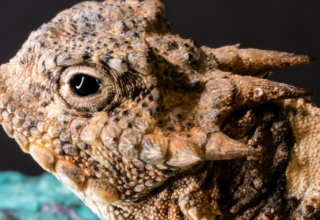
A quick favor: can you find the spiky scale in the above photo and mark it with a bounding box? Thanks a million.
[203,44,315,77]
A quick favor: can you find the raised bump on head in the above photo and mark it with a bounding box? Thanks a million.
[167,137,204,167]
[56,160,86,191]
[14,131,30,153]
[29,143,55,172]
[140,133,168,165]
[85,178,119,204]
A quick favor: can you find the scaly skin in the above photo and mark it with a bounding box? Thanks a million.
[0,0,318,219]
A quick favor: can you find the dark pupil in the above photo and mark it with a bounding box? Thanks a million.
[70,74,101,97]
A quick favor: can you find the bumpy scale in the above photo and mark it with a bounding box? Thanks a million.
[0,0,316,219]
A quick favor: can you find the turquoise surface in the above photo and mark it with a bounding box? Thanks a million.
[0,172,99,220]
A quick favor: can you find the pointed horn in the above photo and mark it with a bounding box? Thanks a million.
[205,132,258,160]
[204,44,315,77]
[230,75,313,109]
[167,137,204,167]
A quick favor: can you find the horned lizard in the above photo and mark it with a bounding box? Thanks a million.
[0,0,319,219]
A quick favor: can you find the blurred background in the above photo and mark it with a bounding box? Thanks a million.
[0,0,319,176]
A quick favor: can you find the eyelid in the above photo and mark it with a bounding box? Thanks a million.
[61,67,104,85]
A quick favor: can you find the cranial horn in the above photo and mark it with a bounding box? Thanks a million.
[200,75,312,117]
[205,132,258,160]
[230,75,313,110]
[203,44,315,77]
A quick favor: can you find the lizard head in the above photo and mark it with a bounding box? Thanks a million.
[0,0,315,219]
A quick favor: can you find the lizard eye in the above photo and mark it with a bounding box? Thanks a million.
[70,74,101,97]
[59,65,116,111]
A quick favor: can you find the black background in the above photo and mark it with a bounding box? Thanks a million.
[0,0,319,175]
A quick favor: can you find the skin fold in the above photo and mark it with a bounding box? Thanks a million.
[0,0,318,219]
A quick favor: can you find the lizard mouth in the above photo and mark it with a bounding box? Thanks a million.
[27,143,120,205]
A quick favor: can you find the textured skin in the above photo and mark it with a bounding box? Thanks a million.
[0,0,317,219]
[285,99,320,219]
